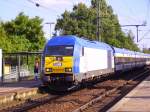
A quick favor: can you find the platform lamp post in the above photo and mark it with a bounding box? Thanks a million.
[45,22,55,38]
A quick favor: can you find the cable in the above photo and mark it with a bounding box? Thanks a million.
[107,0,134,24]
[123,0,141,23]
[27,0,59,14]
[138,29,150,42]
[2,0,31,10]
[3,0,60,19]
[145,0,150,23]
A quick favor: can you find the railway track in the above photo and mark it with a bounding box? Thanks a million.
[0,94,57,112]
[1,67,150,112]
[74,68,150,112]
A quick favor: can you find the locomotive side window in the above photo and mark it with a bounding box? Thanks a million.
[46,45,74,56]
[82,47,84,56]
[79,47,84,56]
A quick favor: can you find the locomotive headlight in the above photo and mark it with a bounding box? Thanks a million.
[46,68,49,72]
[45,68,52,72]
[65,68,72,72]
[68,68,72,72]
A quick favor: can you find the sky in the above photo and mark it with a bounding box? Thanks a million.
[0,0,150,49]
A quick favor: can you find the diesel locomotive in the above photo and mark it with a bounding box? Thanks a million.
[41,35,150,90]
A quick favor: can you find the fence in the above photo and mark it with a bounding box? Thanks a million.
[3,66,31,82]
[1,52,43,83]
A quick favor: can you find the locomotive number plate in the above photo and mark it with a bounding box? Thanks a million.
[53,62,62,66]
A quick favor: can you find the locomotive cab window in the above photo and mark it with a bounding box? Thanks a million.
[46,45,74,56]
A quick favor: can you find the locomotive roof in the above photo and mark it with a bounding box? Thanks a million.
[46,35,113,51]
[46,35,150,57]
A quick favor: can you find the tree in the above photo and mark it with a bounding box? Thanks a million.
[8,35,31,52]
[55,0,139,51]
[2,12,46,52]
[0,23,11,52]
[55,3,96,40]
[143,48,150,54]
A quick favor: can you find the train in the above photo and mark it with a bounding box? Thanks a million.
[41,35,150,90]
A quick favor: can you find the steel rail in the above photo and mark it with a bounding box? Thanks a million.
[72,68,150,112]
[1,94,60,112]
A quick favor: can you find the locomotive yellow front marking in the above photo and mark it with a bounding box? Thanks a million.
[53,69,64,73]
[45,56,73,74]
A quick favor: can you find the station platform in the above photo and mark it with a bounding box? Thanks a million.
[0,79,42,104]
[108,75,150,112]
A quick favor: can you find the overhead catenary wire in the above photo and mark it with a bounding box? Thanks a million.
[2,0,58,39]
[123,0,141,23]
[145,0,150,23]
[2,0,51,19]
[106,0,137,25]
[138,29,150,42]
[2,0,59,18]
[3,0,33,10]
[26,0,59,15]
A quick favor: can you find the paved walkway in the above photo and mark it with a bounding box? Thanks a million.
[0,80,41,94]
[108,75,150,112]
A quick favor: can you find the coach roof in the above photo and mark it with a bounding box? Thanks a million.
[113,47,136,55]
[46,35,113,51]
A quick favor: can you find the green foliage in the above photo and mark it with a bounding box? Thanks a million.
[8,35,31,52]
[55,0,139,51]
[1,12,46,52]
[143,49,150,54]
[0,24,11,52]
